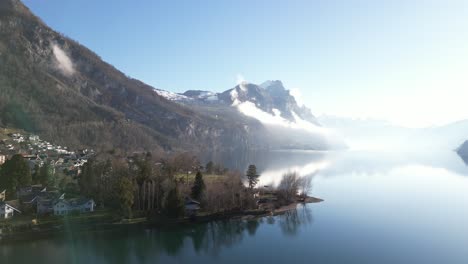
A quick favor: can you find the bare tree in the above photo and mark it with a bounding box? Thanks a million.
[277,171,300,203]
[298,175,314,198]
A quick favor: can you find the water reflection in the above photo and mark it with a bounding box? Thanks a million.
[278,205,314,236]
[1,206,315,263]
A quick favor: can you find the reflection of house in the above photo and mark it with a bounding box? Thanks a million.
[0,200,21,219]
[184,197,201,216]
[53,198,95,216]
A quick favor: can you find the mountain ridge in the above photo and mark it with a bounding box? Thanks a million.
[0,0,267,154]
[0,0,341,156]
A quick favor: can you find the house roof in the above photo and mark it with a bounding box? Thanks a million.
[0,200,21,213]
[55,197,94,207]
[185,197,201,205]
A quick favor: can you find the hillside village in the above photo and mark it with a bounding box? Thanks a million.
[0,129,95,219]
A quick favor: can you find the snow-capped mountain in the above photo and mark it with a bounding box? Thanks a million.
[157,80,319,125]
[154,89,191,101]
[153,80,346,150]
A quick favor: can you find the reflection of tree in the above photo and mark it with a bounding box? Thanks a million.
[246,219,261,236]
[278,205,314,237]
[266,216,276,225]
[191,223,208,253]
[1,207,315,262]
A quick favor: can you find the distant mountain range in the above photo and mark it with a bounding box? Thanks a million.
[457,140,468,164]
[0,0,342,155]
[154,80,319,128]
[319,115,468,154]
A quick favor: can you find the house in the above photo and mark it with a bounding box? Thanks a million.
[0,155,6,165]
[17,185,47,199]
[17,185,47,212]
[0,200,21,219]
[37,192,65,215]
[184,197,201,216]
[0,190,5,202]
[53,198,95,216]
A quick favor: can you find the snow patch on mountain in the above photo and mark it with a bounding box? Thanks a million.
[230,89,241,106]
[154,89,191,101]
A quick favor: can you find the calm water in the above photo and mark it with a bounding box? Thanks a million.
[2,149,468,263]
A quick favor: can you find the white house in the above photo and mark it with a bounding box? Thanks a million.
[37,192,65,215]
[53,198,95,216]
[184,197,201,216]
[0,190,5,202]
[0,201,21,219]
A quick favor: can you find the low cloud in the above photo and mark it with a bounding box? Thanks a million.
[236,73,247,85]
[52,44,75,76]
[290,88,304,107]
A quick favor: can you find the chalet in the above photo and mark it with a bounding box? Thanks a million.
[37,192,65,215]
[184,197,201,216]
[0,200,21,219]
[17,185,47,212]
[53,198,95,216]
[0,190,5,202]
[17,185,47,199]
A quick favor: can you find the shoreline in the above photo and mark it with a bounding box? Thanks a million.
[0,196,323,244]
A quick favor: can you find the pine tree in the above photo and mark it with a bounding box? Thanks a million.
[0,154,31,195]
[246,164,259,190]
[39,163,55,186]
[205,161,214,174]
[164,183,184,218]
[191,171,205,200]
[32,163,40,184]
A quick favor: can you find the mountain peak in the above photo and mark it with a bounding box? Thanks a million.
[260,80,284,89]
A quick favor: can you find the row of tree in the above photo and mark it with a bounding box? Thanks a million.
[77,153,264,218]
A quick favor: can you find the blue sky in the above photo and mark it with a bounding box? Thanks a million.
[23,0,468,127]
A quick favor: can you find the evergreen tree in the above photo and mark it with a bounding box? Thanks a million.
[246,164,259,190]
[39,163,55,186]
[191,171,205,200]
[164,183,184,218]
[32,163,40,184]
[79,159,99,197]
[205,161,214,174]
[0,154,31,195]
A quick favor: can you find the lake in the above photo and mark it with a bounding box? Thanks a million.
[2,149,468,263]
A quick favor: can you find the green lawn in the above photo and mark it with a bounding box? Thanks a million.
[175,173,227,183]
[0,209,116,228]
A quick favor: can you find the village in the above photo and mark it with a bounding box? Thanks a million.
[0,129,96,220]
